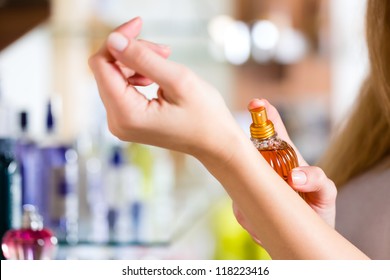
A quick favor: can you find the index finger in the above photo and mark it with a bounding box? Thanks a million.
[96,17,143,61]
[89,17,144,102]
[106,31,194,99]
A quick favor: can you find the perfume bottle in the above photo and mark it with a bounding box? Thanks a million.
[0,105,22,259]
[249,107,299,182]
[37,100,79,244]
[15,111,39,208]
[0,138,20,260]
[105,145,136,243]
[1,205,57,260]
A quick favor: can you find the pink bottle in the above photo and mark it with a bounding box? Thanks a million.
[1,205,58,260]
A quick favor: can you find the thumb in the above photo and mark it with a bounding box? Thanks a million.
[288,166,337,202]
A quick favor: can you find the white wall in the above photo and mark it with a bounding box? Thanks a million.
[329,0,368,126]
[0,25,52,137]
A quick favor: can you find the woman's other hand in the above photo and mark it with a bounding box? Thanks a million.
[233,99,337,244]
[288,166,337,227]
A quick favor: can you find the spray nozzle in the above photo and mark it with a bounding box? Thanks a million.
[249,107,275,139]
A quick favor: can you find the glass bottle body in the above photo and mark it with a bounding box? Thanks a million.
[1,205,57,260]
[251,134,299,182]
[1,227,57,260]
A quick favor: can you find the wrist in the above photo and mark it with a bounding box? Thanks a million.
[191,124,251,169]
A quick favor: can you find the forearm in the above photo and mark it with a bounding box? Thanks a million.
[197,131,368,260]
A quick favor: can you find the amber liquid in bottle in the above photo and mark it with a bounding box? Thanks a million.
[254,138,299,181]
[249,107,300,184]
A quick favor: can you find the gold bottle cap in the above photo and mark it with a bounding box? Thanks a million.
[249,107,275,139]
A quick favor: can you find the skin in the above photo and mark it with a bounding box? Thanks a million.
[89,17,368,259]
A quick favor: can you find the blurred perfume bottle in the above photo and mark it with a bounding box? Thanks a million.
[0,87,22,259]
[105,145,137,243]
[15,111,40,208]
[126,144,174,243]
[0,138,22,260]
[1,205,57,260]
[148,147,175,243]
[76,131,108,243]
[125,143,154,243]
[37,101,78,244]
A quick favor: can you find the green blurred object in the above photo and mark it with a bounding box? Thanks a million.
[126,143,154,199]
[212,197,271,260]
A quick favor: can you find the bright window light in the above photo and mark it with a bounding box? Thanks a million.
[224,21,251,65]
[252,20,280,51]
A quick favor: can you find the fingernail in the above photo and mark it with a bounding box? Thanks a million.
[292,170,307,185]
[107,32,128,52]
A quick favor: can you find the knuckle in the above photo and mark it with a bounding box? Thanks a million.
[311,166,327,182]
[132,44,151,68]
[309,166,337,198]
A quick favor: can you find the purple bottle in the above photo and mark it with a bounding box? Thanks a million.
[15,111,39,208]
[37,101,78,244]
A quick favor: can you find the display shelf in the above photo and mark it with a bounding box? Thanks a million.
[54,155,225,260]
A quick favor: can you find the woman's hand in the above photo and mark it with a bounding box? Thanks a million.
[288,166,337,227]
[249,98,337,224]
[233,99,337,244]
[88,17,244,163]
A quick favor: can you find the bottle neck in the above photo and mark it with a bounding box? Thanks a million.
[22,205,43,231]
[251,132,278,142]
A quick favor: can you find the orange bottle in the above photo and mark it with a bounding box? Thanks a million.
[249,107,299,182]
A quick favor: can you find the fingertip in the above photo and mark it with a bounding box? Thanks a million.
[115,16,143,39]
[133,16,142,24]
[125,16,142,27]
[131,16,143,30]
[247,98,267,110]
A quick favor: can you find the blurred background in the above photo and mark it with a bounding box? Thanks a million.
[0,0,368,259]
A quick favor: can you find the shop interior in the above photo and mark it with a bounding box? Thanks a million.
[0,0,368,259]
